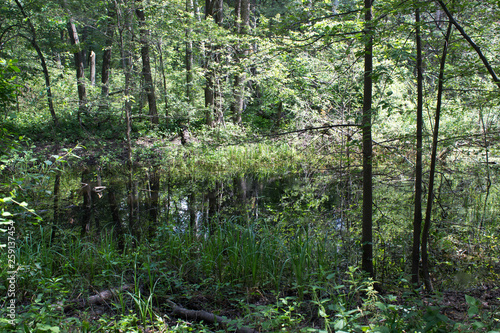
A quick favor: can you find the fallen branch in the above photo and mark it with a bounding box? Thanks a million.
[64,284,132,313]
[87,284,132,305]
[169,301,258,333]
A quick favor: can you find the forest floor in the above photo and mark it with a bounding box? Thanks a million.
[59,282,500,331]
[437,284,500,322]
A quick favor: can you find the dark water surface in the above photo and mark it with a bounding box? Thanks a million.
[44,166,354,240]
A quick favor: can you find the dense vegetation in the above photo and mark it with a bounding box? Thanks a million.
[1,0,500,331]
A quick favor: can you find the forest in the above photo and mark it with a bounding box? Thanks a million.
[0,0,499,331]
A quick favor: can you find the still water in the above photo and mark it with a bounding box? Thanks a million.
[43,166,357,240]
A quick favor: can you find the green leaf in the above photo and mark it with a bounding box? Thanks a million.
[465,294,480,307]
[334,319,345,330]
[465,294,480,317]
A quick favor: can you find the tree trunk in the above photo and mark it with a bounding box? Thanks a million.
[411,4,423,287]
[232,0,250,125]
[186,0,194,105]
[89,50,96,86]
[116,0,133,171]
[101,3,115,100]
[116,0,135,236]
[204,0,223,127]
[13,0,59,127]
[421,22,453,293]
[361,0,374,279]
[136,0,159,125]
[67,18,88,126]
[157,41,169,125]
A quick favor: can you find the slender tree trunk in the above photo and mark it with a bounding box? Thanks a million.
[232,0,250,125]
[116,0,134,234]
[186,0,194,105]
[478,107,491,231]
[101,2,116,101]
[361,0,374,279]
[157,41,169,124]
[13,0,58,127]
[67,18,88,126]
[204,0,223,126]
[116,0,133,168]
[421,22,453,292]
[411,4,424,286]
[135,0,159,125]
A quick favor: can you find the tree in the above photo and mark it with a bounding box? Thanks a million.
[100,1,116,101]
[13,0,59,127]
[435,0,500,91]
[421,21,453,292]
[204,0,224,126]
[136,0,159,125]
[411,1,423,286]
[231,0,250,125]
[115,0,133,168]
[361,0,374,279]
[186,0,195,105]
[66,15,88,126]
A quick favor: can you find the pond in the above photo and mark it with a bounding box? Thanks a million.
[14,157,500,291]
[43,165,358,244]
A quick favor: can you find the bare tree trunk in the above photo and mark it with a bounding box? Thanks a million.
[361,0,374,279]
[67,18,88,126]
[411,3,423,287]
[13,0,58,127]
[89,50,96,86]
[135,0,159,125]
[421,22,453,293]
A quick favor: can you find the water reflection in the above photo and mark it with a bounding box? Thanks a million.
[50,167,346,242]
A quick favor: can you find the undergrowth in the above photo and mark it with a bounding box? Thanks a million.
[0,219,499,332]
[1,129,499,332]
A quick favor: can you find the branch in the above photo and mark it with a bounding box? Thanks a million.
[63,284,132,313]
[435,0,500,90]
[168,301,258,333]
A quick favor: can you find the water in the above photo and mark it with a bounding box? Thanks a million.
[44,166,350,239]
